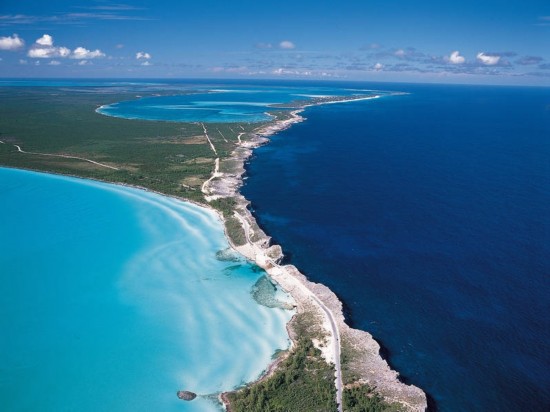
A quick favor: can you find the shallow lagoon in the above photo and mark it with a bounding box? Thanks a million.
[96,86,376,123]
[0,167,293,411]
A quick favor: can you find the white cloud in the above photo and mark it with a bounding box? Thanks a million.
[373,62,383,71]
[271,67,313,76]
[28,46,70,58]
[447,51,465,64]
[394,49,406,57]
[141,61,151,66]
[279,40,295,49]
[19,59,27,65]
[116,43,124,49]
[28,34,105,60]
[136,51,151,59]
[36,34,53,46]
[71,46,105,59]
[78,60,88,65]
[477,52,500,65]
[48,60,61,65]
[0,34,25,50]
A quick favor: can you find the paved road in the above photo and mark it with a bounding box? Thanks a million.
[234,212,343,411]
[311,293,343,412]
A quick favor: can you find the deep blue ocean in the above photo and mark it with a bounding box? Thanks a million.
[242,83,550,411]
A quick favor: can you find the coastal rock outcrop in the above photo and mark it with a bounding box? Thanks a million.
[176,390,197,401]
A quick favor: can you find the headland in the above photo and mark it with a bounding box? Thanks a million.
[202,96,427,411]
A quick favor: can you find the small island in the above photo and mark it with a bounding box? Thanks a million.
[177,390,197,401]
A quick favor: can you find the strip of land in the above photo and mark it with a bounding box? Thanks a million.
[203,97,428,411]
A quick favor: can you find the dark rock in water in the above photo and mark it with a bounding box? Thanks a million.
[177,391,197,401]
[251,275,294,310]
[215,248,241,262]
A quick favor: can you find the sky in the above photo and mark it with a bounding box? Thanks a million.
[0,0,549,85]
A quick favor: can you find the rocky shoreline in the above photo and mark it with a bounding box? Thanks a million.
[205,97,427,411]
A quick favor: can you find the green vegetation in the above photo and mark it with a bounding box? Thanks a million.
[340,336,403,411]
[209,196,238,217]
[343,386,403,412]
[290,307,327,342]
[0,86,261,204]
[227,338,337,412]
[224,216,247,246]
[341,336,362,385]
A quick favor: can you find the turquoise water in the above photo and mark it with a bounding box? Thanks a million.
[96,85,378,123]
[0,167,293,411]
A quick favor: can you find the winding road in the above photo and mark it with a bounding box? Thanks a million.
[311,293,343,411]
[233,211,343,412]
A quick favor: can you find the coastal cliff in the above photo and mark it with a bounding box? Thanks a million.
[205,103,427,411]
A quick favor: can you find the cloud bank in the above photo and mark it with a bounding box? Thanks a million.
[72,47,105,59]
[27,34,105,60]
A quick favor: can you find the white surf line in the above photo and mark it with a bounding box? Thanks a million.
[237,132,244,145]
[201,157,221,197]
[216,128,229,143]
[0,140,5,144]
[239,125,245,131]
[233,211,343,412]
[12,144,119,170]
[200,123,218,156]
[312,95,380,106]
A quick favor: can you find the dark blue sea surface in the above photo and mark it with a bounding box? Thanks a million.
[242,83,550,411]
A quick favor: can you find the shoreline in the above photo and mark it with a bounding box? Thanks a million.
[2,92,426,411]
[205,96,427,411]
